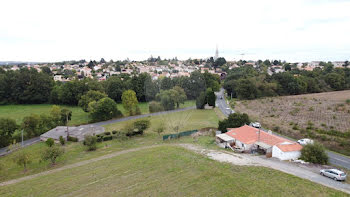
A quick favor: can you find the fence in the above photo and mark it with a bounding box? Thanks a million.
[162,130,198,140]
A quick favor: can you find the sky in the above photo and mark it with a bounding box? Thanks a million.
[0,0,350,62]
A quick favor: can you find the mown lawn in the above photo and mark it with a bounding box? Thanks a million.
[0,100,195,126]
[0,104,89,126]
[0,109,218,182]
[104,108,219,133]
[0,146,347,197]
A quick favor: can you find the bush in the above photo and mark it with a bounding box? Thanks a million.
[96,135,103,142]
[112,130,117,134]
[113,131,128,140]
[103,136,112,141]
[300,142,328,164]
[133,119,150,132]
[149,101,164,113]
[42,145,64,165]
[83,135,97,151]
[67,136,78,142]
[154,124,165,136]
[45,138,55,147]
[135,106,141,115]
[59,136,65,145]
[104,131,111,135]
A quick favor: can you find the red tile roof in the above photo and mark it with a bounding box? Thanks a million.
[226,125,294,146]
[276,143,303,152]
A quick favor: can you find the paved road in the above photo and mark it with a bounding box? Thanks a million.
[215,89,350,170]
[215,88,232,117]
[0,137,40,157]
[0,106,195,157]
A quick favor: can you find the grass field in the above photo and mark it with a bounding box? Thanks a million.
[0,109,219,182]
[234,90,350,156]
[0,146,347,197]
[0,100,195,126]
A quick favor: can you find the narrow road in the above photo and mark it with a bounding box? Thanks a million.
[0,106,195,157]
[215,88,350,170]
[215,88,232,117]
[0,137,40,157]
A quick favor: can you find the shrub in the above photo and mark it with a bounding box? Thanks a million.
[42,145,64,165]
[67,136,78,142]
[292,124,299,130]
[300,142,328,164]
[112,130,117,134]
[135,106,141,115]
[104,131,111,135]
[149,101,164,113]
[96,135,103,142]
[84,135,97,151]
[133,119,150,132]
[154,124,165,136]
[346,99,350,105]
[113,131,128,140]
[59,136,65,145]
[45,138,55,147]
[103,136,112,141]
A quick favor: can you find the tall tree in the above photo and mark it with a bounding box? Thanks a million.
[121,90,139,115]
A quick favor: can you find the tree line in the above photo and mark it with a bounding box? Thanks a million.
[224,62,350,100]
[0,67,220,105]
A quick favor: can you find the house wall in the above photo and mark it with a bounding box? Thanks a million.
[235,140,253,152]
[272,146,301,160]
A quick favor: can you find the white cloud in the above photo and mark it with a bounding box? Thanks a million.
[0,0,349,62]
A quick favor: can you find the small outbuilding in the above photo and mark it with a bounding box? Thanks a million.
[216,133,234,148]
[272,142,303,160]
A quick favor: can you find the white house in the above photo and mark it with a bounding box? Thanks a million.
[272,142,302,160]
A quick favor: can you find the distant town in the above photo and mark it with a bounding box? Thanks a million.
[0,57,349,82]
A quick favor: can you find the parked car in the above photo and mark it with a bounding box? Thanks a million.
[320,169,347,181]
[251,122,261,128]
[297,138,314,145]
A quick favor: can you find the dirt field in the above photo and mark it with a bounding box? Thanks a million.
[235,90,350,155]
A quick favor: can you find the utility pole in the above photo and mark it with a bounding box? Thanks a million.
[66,111,69,139]
[21,129,24,147]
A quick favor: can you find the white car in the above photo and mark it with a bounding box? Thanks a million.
[251,122,261,128]
[320,169,347,181]
[297,138,314,145]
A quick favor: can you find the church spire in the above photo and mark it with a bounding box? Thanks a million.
[214,45,219,61]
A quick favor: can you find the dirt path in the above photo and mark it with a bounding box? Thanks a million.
[1,143,350,194]
[0,145,163,187]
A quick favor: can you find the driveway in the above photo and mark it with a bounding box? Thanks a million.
[181,144,350,194]
[215,89,350,170]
